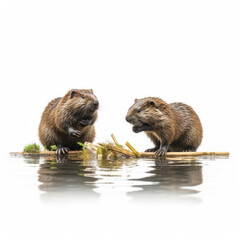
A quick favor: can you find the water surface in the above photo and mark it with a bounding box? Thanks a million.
[3,153,237,237]
[7,153,230,204]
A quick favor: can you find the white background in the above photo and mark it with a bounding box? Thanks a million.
[1,0,240,239]
[1,0,237,153]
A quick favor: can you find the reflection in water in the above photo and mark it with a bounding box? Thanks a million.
[128,159,202,202]
[16,154,229,202]
[37,155,99,201]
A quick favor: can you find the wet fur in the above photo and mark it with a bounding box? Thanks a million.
[39,89,98,153]
[126,97,203,156]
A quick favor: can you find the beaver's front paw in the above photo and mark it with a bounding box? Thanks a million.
[56,147,70,155]
[69,128,81,138]
[78,117,93,126]
[155,146,168,157]
[155,149,166,157]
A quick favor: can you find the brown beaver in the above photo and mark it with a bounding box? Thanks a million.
[125,97,203,157]
[39,89,99,155]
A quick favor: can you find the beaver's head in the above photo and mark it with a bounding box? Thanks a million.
[125,97,168,133]
[63,89,99,126]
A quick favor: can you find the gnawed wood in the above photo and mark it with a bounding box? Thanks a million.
[125,141,141,157]
[98,143,135,157]
[111,134,119,145]
[140,151,230,157]
[10,150,230,158]
[10,150,83,157]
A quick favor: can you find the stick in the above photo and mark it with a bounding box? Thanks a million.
[125,142,141,157]
[10,150,229,158]
[140,151,230,157]
[10,151,83,157]
[111,133,119,145]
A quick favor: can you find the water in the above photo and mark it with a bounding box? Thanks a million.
[4,154,232,202]
[36,156,204,201]
[1,153,237,238]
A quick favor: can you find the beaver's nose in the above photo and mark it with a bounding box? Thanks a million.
[125,115,132,123]
[93,100,99,108]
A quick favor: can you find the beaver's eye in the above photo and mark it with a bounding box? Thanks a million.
[82,96,85,99]
[137,109,141,113]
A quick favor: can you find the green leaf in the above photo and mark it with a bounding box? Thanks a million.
[77,142,86,153]
[50,145,57,151]
[23,143,40,153]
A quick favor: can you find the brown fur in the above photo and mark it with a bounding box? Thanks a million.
[126,97,203,157]
[39,89,99,154]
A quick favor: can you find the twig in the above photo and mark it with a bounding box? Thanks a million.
[9,150,230,159]
[10,151,83,157]
[140,151,230,157]
[125,142,141,157]
[98,143,135,157]
[111,133,119,145]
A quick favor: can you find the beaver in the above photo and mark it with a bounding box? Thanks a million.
[39,89,99,155]
[125,97,203,157]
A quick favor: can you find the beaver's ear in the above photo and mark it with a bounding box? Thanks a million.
[149,100,155,106]
[70,90,76,99]
[134,98,138,103]
[89,89,94,93]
